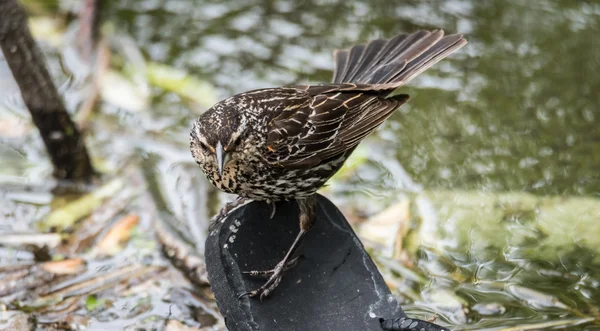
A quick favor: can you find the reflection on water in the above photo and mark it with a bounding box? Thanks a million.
[1,0,599,329]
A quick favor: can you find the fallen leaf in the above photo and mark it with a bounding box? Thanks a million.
[95,214,140,256]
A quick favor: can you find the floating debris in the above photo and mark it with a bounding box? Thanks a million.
[41,179,124,231]
[0,259,85,298]
[506,284,569,310]
[59,193,131,255]
[39,259,86,275]
[155,216,210,287]
[93,214,140,256]
[0,233,62,249]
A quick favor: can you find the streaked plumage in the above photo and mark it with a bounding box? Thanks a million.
[190,29,467,299]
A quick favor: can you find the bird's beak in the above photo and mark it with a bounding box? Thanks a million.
[216,141,225,177]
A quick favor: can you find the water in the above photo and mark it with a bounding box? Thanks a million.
[110,0,600,194]
[1,0,599,329]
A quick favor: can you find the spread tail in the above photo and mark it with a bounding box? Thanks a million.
[332,30,467,90]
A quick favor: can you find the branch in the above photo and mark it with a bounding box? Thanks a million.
[0,0,95,182]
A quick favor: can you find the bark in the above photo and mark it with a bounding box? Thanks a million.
[0,0,95,182]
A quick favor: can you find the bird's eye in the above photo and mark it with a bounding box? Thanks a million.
[230,135,243,150]
[199,142,209,152]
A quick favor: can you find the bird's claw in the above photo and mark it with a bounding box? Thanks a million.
[239,256,299,300]
[240,275,282,301]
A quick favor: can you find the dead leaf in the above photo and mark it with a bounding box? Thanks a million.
[95,214,139,256]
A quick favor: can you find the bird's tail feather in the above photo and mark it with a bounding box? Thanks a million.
[332,30,467,90]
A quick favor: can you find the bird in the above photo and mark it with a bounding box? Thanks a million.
[190,29,467,300]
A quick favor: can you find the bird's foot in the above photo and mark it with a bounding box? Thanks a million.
[239,197,315,301]
[243,256,300,278]
[238,256,300,301]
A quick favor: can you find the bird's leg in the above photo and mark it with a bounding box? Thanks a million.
[240,195,316,301]
[209,196,247,231]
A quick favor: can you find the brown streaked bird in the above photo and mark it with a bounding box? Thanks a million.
[190,29,467,300]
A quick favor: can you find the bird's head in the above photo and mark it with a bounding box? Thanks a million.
[190,104,247,178]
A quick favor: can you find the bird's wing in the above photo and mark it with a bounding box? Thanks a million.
[264,84,409,168]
